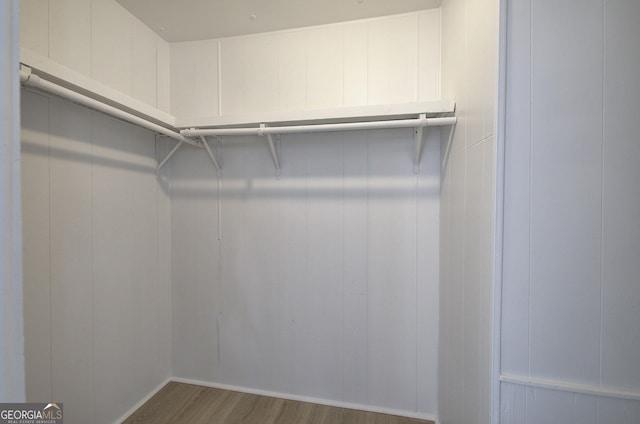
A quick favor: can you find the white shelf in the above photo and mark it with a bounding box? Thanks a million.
[175,100,455,129]
[19,49,456,174]
[179,105,456,175]
[20,48,175,129]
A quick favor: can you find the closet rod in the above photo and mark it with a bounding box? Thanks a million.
[181,116,457,138]
[19,68,198,148]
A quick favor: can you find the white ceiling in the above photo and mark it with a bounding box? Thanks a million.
[115,0,442,42]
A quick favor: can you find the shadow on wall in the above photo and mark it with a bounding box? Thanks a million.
[21,116,442,201]
[169,181,438,201]
[168,129,442,200]
[21,141,156,175]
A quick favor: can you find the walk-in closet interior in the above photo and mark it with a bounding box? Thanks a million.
[3,0,639,423]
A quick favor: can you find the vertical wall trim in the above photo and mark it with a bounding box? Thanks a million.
[341,134,346,402]
[89,0,93,82]
[526,0,533,381]
[414,172,419,412]
[365,131,370,403]
[47,97,53,399]
[492,0,508,422]
[89,111,97,424]
[46,0,51,57]
[217,41,222,116]
[597,0,606,393]
[416,16,421,103]
[438,9,442,100]
[154,40,158,109]
[0,0,25,403]
[365,25,369,106]
[129,12,134,96]
[217,171,222,240]
[341,27,345,106]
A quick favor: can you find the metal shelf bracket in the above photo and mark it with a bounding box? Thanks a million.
[200,135,221,173]
[157,138,184,171]
[260,124,281,175]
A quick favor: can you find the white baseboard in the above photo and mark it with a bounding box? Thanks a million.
[114,377,172,424]
[171,377,439,423]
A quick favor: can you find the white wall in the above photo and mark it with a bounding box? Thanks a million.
[168,128,441,419]
[0,0,25,403]
[19,0,170,113]
[170,10,441,120]
[19,3,446,421]
[21,90,172,424]
[438,0,499,422]
[501,0,640,422]
[19,1,174,420]
[166,11,444,419]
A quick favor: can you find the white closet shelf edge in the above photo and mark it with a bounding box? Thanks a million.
[19,48,456,174]
[175,100,456,130]
[20,48,456,139]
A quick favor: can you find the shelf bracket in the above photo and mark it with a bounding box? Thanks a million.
[414,114,427,174]
[156,138,184,171]
[260,124,281,175]
[200,135,221,173]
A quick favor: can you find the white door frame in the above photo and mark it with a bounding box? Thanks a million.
[0,0,25,403]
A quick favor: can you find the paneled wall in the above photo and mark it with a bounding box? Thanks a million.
[0,0,24,403]
[438,0,498,422]
[20,3,447,421]
[21,90,172,424]
[19,0,170,112]
[501,0,640,422]
[169,128,441,419]
[170,10,441,120]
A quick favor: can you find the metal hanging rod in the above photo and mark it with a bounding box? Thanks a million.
[181,115,456,174]
[181,116,456,138]
[19,65,456,174]
[19,66,199,150]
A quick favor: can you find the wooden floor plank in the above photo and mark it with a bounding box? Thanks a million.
[173,387,232,423]
[274,399,314,423]
[308,403,344,424]
[341,408,376,424]
[242,395,286,424]
[123,382,435,424]
[220,391,261,423]
[124,382,204,424]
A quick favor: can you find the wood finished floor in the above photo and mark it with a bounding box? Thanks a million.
[123,382,435,424]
